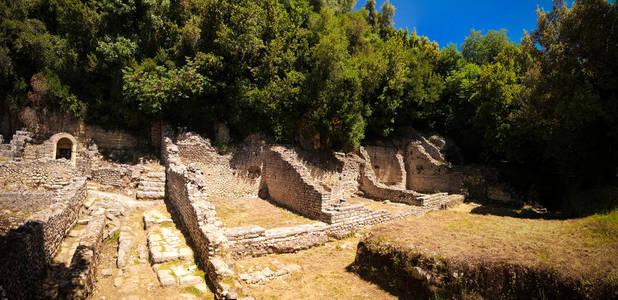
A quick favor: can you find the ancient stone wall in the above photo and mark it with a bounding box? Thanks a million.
[404,138,462,193]
[0,159,77,191]
[176,132,263,198]
[358,148,422,205]
[403,134,517,202]
[163,136,244,298]
[365,146,406,188]
[60,214,106,300]
[0,130,33,160]
[298,151,363,202]
[0,177,87,299]
[260,147,332,220]
[30,112,147,150]
[90,167,132,188]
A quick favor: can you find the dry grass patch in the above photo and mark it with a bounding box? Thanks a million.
[346,196,411,212]
[209,196,313,229]
[235,237,396,300]
[372,203,618,283]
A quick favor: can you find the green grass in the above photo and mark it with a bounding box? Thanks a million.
[106,231,120,244]
[182,286,213,299]
[584,209,618,244]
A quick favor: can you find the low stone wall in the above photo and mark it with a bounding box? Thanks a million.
[0,159,77,191]
[90,167,131,188]
[60,215,106,300]
[0,177,87,299]
[260,147,332,220]
[225,223,330,257]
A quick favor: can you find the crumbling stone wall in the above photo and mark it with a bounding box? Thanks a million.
[0,159,77,191]
[298,150,363,202]
[260,147,332,220]
[403,133,517,202]
[163,135,244,299]
[176,132,263,197]
[0,177,87,299]
[365,145,406,188]
[27,111,147,150]
[404,137,463,193]
[0,130,33,160]
[60,215,106,300]
[358,148,422,205]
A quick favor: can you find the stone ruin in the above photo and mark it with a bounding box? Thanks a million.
[0,127,164,299]
[161,130,467,298]
[0,123,517,299]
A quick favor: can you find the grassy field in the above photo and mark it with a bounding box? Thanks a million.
[368,202,618,289]
[208,196,313,229]
[236,237,397,300]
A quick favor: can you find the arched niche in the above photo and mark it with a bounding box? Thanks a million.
[50,133,78,166]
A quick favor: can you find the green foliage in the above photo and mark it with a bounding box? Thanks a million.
[122,55,210,114]
[1,0,616,209]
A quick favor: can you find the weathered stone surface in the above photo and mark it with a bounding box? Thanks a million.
[117,229,133,268]
[0,176,87,300]
[156,269,177,287]
[143,210,173,229]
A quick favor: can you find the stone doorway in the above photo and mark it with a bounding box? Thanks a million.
[56,137,73,160]
[50,133,78,166]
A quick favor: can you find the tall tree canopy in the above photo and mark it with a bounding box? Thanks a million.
[1,0,616,208]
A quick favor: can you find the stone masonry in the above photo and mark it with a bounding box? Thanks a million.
[260,146,333,220]
[0,176,87,299]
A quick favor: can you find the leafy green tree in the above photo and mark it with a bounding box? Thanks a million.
[461,29,513,65]
[516,0,618,201]
[364,0,378,27]
[380,0,395,27]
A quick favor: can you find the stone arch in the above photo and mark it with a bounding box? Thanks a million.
[50,133,78,166]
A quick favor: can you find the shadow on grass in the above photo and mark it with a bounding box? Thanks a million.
[469,185,618,220]
[468,201,565,220]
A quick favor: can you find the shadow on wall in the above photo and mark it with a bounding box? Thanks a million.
[0,221,47,299]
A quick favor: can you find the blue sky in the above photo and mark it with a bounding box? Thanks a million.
[353,0,573,48]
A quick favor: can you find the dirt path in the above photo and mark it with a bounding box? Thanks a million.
[88,192,214,300]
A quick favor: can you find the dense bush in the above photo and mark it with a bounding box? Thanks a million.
[1,0,616,208]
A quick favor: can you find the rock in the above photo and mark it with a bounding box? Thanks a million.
[193,282,208,293]
[156,270,176,287]
[179,247,193,260]
[150,250,179,264]
[101,269,113,277]
[179,275,202,286]
[411,266,429,281]
[137,244,148,263]
[117,230,133,268]
[284,264,302,273]
[113,277,122,287]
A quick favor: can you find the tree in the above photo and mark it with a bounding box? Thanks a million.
[518,0,618,195]
[364,0,378,27]
[380,0,395,27]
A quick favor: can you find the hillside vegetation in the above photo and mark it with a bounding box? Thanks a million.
[1,0,617,210]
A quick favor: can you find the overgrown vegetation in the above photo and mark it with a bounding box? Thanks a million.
[1,0,616,210]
